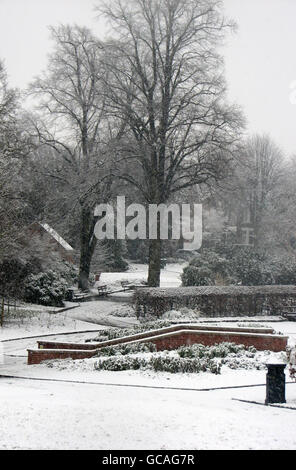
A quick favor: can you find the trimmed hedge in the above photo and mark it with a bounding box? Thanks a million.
[133,285,296,318]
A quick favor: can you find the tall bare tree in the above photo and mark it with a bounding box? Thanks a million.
[232,134,284,247]
[0,60,33,257]
[98,0,244,285]
[28,25,116,289]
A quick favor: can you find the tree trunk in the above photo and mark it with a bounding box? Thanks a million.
[78,205,97,291]
[148,238,162,287]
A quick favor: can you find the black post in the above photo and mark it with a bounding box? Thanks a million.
[265,363,286,404]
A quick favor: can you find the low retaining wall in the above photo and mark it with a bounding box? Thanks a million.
[27,348,96,365]
[28,325,287,364]
[134,285,296,318]
[132,330,288,353]
[37,324,275,351]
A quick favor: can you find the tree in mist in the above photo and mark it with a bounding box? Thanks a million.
[28,25,118,289]
[0,60,33,257]
[98,0,244,286]
[234,134,284,247]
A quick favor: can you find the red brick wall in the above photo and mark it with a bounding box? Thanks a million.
[28,327,287,365]
[37,325,275,351]
[141,330,287,353]
[27,349,96,365]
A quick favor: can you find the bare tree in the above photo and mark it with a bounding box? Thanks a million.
[234,134,284,246]
[0,60,33,258]
[97,0,244,285]
[28,25,116,289]
[260,153,296,254]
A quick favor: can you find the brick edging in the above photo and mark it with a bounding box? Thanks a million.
[28,327,288,364]
[37,324,276,351]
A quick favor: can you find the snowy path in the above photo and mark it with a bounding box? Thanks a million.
[0,376,296,450]
[64,299,138,328]
[1,317,296,450]
[1,329,104,358]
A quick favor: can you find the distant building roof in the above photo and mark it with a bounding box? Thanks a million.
[38,223,74,252]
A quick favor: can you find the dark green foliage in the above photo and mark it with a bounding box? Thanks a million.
[23,263,77,306]
[103,239,129,272]
[177,342,254,359]
[182,247,296,287]
[181,250,233,286]
[94,352,221,374]
[87,320,172,342]
[149,355,221,374]
[273,257,296,285]
[126,239,149,263]
[95,356,147,371]
[228,248,274,286]
[93,341,259,375]
[0,257,35,296]
[96,341,157,357]
[23,270,68,306]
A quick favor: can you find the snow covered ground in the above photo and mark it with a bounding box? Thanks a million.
[0,375,295,450]
[1,263,296,450]
[0,304,101,341]
[1,316,296,450]
[98,262,185,288]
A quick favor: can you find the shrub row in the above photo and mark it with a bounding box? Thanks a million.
[95,341,157,357]
[177,342,256,359]
[93,341,263,375]
[94,354,221,374]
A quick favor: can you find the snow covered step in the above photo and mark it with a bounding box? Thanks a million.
[37,324,276,352]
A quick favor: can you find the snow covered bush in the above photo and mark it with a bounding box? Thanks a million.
[273,257,296,285]
[161,308,200,320]
[94,342,262,375]
[94,353,221,374]
[182,246,296,288]
[181,248,276,287]
[149,355,221,374]
[96,342,157,357]
[23,270,69,306]
[22,262,78,306]
[228,248,275,286]
[95,356,147,371]
[181,251,232,287]
[46,340,285,376]
[0,257,36,298]
[177,342,249,359]
[87,320,172,343]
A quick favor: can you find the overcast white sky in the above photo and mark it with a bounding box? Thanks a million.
[0,0,295,156]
